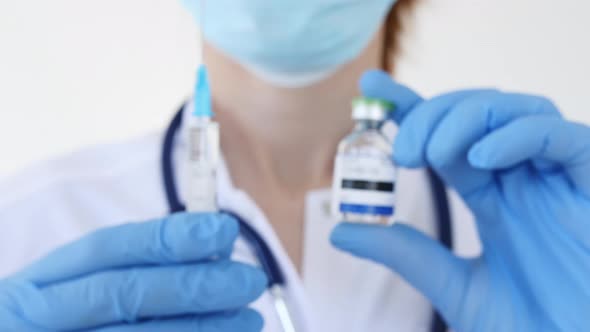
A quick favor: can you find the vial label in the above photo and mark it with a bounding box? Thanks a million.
[332,154,396,218]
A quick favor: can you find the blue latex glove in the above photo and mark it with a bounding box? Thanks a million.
[0,213,267,331]
[332,70,590,331]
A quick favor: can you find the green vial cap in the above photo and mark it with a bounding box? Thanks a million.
[352,96,396,121]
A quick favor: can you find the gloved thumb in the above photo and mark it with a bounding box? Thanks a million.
[359,69,423,125]
[330,222,469,324]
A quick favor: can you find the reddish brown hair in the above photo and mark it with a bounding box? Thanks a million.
[381,0,419,72]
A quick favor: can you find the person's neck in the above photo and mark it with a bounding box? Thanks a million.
[204,33,384,196]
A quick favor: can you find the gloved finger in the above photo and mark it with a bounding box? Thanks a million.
[0,280,47,331]
[359,69,423,124]
[469,115,590,197]
[92,309,263,332]
[19,261,267,331]
[330,222,468,324]
[393,90,492,168]
[425,91,560,196]
[16,212,239,285]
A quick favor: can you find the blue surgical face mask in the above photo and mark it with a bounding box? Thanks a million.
[181,0,398,87]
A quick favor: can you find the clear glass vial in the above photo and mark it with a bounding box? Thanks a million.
[331,97,397,225]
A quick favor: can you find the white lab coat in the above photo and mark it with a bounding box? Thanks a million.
[0,107,481,332]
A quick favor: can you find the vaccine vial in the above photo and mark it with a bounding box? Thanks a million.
[331,97,397,225]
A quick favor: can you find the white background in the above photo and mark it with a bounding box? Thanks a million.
[0,0,589,178]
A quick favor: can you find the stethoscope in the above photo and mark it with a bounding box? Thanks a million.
[161,104,453,332]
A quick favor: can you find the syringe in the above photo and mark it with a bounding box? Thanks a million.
[186,65,219,213]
